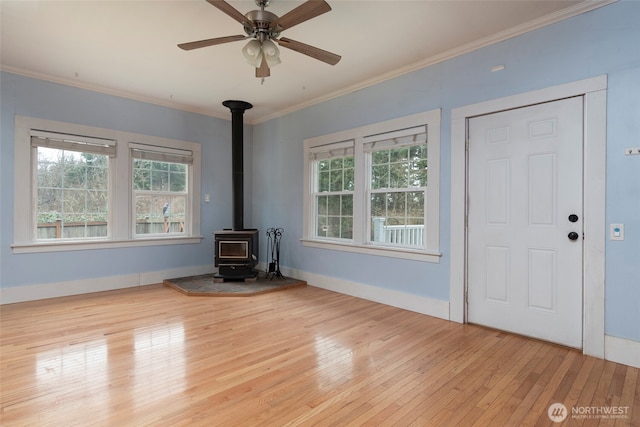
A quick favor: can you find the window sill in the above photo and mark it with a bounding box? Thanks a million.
[11,236,204,254]
[301,239,441,263]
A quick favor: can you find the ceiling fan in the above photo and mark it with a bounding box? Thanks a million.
[178,0,341,79]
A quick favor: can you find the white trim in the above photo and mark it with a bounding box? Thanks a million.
[450,114,467,323]
[301,239,441,263]
[605,335,640,369]
[277,265,449,321]
[0,264,215,305]
[582,89,607,358]
[450,75,607,358]
[11,236,203,254]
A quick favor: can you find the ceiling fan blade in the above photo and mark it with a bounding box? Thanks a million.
[256,53,271,78]
[277,37,341,66]
[277,0,331,30]
[205,0,247,25]
[178,35,246,51]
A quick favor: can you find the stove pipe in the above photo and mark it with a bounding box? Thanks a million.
[222,100,253,230]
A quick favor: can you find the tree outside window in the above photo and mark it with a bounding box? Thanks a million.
[36,147,109,239]
[133,159,188,235]
[370,144,427,247]
[315,155,354,240]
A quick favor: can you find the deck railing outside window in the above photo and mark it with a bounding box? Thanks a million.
[371,218,424,247]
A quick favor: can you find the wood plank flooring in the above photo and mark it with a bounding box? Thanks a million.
[1,284,638,426]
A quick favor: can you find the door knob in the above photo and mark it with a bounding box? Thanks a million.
[568,214,579,223]
[568,232,579,241]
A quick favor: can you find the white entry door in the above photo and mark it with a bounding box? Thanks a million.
[467,96,584,348]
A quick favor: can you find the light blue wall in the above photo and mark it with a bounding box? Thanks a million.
[605,65,640,339]
[1,1,638,343]
[0,72,254,287]
[251,1,640,341]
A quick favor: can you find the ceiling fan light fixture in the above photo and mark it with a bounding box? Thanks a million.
[262,39,281,67]
[242,39,263,67]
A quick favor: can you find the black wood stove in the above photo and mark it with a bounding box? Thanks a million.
[214,100,259,281]
[214,229,259,279]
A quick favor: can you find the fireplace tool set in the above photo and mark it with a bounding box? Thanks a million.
[266,227,284,280]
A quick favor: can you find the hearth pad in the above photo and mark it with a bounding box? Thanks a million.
[164,274,306,297]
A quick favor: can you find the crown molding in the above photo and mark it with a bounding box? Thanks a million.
[2,0,616,126]
[0,64,230,122]
[252,0,616,124]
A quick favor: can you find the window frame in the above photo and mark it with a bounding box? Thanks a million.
[302,109,441,262]
[12,116,202,253]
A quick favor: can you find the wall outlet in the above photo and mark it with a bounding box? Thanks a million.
[610,224,624,241]
[624,147,640,156]
[204,194,211,203]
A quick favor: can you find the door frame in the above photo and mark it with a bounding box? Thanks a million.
[450,75,607,358]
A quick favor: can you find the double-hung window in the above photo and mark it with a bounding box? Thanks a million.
[131,143,192,236]
[309,140,355,240]
[13,116,201,253]
[32,131,115,240]
[303,109,441,262]
[366,126,428,248]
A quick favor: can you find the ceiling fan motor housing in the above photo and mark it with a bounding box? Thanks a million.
[244,10,281,40]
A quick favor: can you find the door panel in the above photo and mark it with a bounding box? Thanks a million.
[485,246,509,302]
[467,97,583,348]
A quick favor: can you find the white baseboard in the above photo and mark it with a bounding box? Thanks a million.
[0,264,215,304]
[5,264,637,369]
[605,335,640,369]
[268,266,640,369]
[272,265,449,321]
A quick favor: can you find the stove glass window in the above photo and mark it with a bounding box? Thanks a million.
[219,241,248,258]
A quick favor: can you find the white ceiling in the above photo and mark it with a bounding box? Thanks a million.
[1,0,610,123]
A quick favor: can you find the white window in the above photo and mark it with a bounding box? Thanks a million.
[309,140,355,241]
[31,131,114,241]
[13,116,201,253]
[130,143,192,237]
[366,126,428,249]
[303,110,441,262]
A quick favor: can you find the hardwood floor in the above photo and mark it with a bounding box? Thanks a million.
[1,284,638,426]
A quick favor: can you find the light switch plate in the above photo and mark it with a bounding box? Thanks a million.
[610,223,624,240]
